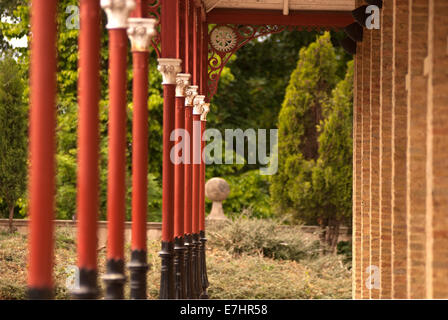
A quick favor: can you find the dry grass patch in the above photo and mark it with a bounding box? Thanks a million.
[0,221,351,300]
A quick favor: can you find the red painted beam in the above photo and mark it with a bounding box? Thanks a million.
[207,9,354,28]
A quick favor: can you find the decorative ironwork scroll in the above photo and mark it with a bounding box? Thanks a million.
[207,24,295,99]
[147,0,161,57]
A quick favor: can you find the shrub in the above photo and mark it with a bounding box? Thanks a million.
[208,216,321,262]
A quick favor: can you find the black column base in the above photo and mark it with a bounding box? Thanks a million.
[174,237,187,299]
[199,230,209,299]
[71,268,100,299]
[159,241,174,299]
[184,234,194,299]
[27,287,53,300]
[128,250,149,299]
[102,259,126,300]
[192,233,202,299]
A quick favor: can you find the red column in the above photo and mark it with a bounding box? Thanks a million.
[192,96,204,236]
[199,120,206,232]
[27,0,58,299]
[184,85,198,299]
[174,83,189,239]
[174,73,190,299]
[158,0,182,300]
[192,93,204,299]
[174,0,187,242]
[101,0,135,300]
[199,103,210,299]
[73,0,101,299]
[131,49,149,254]
[127,11,157,299]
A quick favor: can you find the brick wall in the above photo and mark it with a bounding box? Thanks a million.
[406,0,428,299]
[353,0,448,299]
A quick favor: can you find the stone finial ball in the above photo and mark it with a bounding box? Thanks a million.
[205,177,230,202]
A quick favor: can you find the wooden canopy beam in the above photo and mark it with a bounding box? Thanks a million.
[207,9,354,28]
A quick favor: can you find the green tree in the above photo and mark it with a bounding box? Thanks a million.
[270,32,340,225]
[0,55,28,231]
[312,60,354,250]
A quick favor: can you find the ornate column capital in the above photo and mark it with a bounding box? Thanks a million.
[157,58,182,85]
[200,103,210,121]
[101,0,136,29]
[176,74,191,98]
[127,17,157,52]
[185,85,199,107]
[193,95,205,115]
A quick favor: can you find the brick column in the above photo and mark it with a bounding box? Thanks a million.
[391,0,409,299]
[353,38,363,300]
[425,0,448,299]
[379,1,393,299]
[370,27,381,300]
[361,29,372,300]
[361,30,371,299]
[406,0,428,299]
[353,40,363,299]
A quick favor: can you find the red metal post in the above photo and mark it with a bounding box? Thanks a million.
[183,0,197,299]
[192,92,205,299]
[127,4,157,298]
[72,0,102,300]
[184,84,198,299]
[27,0,58,299]
[101,0,135,300]
[158,0,182,300]
[199,104,210,299]
[174,73,190,299]
[172,0,189,300]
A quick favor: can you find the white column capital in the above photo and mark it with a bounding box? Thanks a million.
[101,0,136,29]
[127,17,157,52]
[157,58,182,85]
[201,103,210,121]
[175,73,191,97]
[185,85,199,106]
[193,95,205,115]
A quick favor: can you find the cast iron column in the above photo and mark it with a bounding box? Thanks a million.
[127,16,157,299]
[192,94,205,299]
[101,0,135,300]
[27,0,58,300]
[184,85,199,299]
[72,0,102,300]
[174,73,191,299]
[199,103,210,299]
[158,58,182,299]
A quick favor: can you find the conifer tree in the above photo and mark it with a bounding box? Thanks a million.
[313,60,354,250]
[270,32,339,222]
[0,55,28,231]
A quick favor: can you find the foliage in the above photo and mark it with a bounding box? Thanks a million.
[271,32,340,221]
[0,55,27,224]
[207,216,322,262]
[313,61,354,227]
[270,33,353,249]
